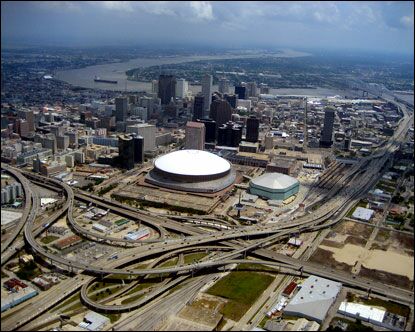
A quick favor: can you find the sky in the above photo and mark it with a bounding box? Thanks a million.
[1,1,414,55]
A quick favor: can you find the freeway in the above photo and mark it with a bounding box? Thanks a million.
[2,98,412,330]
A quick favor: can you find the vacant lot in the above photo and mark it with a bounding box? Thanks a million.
[359,266,413,290]
[207,271,274,321]
[309,247,353,273]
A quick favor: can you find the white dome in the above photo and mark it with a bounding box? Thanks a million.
[251,172,299,190]
[154,150,231,177]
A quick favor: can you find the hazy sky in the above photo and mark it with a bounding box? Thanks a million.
[1,1,414,54]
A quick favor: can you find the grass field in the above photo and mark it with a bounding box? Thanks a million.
[207,271,274,321]
[183,252,208,264]
[40,235,59,244]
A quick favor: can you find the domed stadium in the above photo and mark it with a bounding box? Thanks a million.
[145,150,236,193]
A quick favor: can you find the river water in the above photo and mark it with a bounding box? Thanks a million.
[54,51,352,97]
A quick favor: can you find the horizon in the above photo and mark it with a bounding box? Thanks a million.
[1,1,414,56]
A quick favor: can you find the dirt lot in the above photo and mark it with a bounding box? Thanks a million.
[359,266,413,290]
[309,248,353,273]
[332,220,373,239]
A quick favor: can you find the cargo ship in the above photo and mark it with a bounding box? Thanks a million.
[94,76,117,84]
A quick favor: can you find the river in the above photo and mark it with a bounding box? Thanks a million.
[54,50,354,97]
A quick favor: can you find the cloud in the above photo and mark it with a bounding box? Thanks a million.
[400,14,414,28]
[190,1,213,21]
[98,1,133,12]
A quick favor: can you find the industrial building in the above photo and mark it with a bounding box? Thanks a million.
[284,276,342,323]
[145,149,236,193]
[352,207,375,221]
[249,173,300,201]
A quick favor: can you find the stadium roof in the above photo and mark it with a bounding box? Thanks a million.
[154,149,231,177]
[250,172,299,190]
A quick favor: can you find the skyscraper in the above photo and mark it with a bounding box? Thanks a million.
[201,74,213,117]
[151,80,159,94]
[235,86,246,99]
[118,134,134,170]
[193,95,205,121]
[218,78,230,94]
[246,82,257,98]
[158,75,176,105]
[185,121,205,150]
[320,107,336,148]
[115,97,128,122]
[132,135,144,164]
[224,94,237,108]
[209,99,232,129]
[16,109,35,133]
[246,115,260,142]
[197,119,217,143]
[217,122,243,147]
[176,78,188,98]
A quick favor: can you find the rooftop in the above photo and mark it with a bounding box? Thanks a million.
[250,172,299,190]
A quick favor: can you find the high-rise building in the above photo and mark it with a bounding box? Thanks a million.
[235,86,246,100]
[16,109,35,133]
[224,94,237,108]
[320,107,336,148]
[209,99,232,129]
[217,122,243,147]
[193,95,205,121]
[197,119,217,143]
[118,134,134,170]
[246,116,260,142]
[115,97,128,122]
[185,121,205,150]
[218,78,230,94]
[126,123,156,152]
[151,80,159,94]
[246,82,257,98]
[158,75,176,105]
[202,74,213,117]
[56,135,69,151]
[132,135,144,164]
[176,78,188,98]
[259,83,269,94]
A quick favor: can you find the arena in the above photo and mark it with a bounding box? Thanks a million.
[249,172,300,201]
[145,150,236,193]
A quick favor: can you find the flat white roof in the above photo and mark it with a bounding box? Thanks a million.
[1,210,22,225]
[154,149,231,177]
[338,302,385,323]
[352,207,374,221]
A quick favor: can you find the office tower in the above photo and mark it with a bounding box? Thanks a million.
[43,134,57,154]
[158,75,176,105]
[65,131,78,148]
[100,116,116,131]
[217,122,243,147]
[17,109,35,133]
[246,82,257,98]
[224,94,237,108]
[193,95,205,121]
[115,97,128,122]
[246,115,260,142]
[80,111,92,124]
[211,92,222,103]
[197,119,217,143]
[343,137,351,151]
[118,134,134,170]
[176,78,188,98]
[126,123,156,151]
[16,119,30,138]
[320,107,336,148]
[128,95,137,104]
[235,86,246,100]
[209,99,232,129]
[185,121,205,150]
[259,83,269,94]
[218,78,230,94]
[201,74,213,117]
[56,135,69,151]
[132,135,144,164]
[151,80,159,94]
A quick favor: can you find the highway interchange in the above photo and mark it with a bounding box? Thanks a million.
[1,98,413,330]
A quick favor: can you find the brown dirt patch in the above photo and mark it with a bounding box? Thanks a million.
[309,248,352,273]
[333,221,373,238]
[391,233,414,250]
[345,236,367,247]
[359,266,414,290]
[320,239,345,248]
[370,243,388,251]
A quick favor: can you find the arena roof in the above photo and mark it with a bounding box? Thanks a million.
[154,149,231,177]
[250,172,299,190]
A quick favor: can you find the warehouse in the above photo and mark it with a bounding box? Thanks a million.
[284,275,342,323]
[249,172,300,201]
